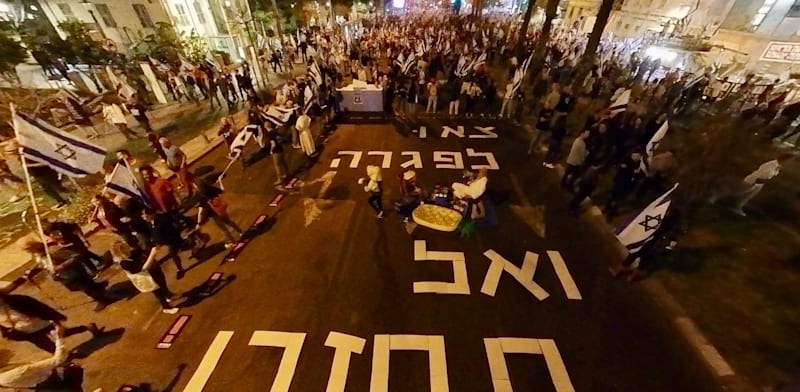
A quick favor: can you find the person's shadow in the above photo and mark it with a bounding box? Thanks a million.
[68,328,125,360]
[115,363,188,392]
[173,274,237,309]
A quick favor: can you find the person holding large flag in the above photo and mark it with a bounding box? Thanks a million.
[611,183,681,280]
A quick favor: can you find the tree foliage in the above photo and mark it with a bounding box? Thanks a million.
[0,24,27,82]
[131,23,210,65]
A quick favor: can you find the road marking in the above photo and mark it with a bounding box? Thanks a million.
[324,332,366,392]
[286,177,299,188]
[484,338,574,392]
[419,126,427,139]
[182,331,234,392]
[368,151,393,168]
[413,240,470,295]
[156,315,191,349]
[546,251,582,300]
[199,272,224,297]
[481,250,549,301]
[248,331,307,392]
[539,339,575,392]
[371,335,449,392]
[269,193,285,207]
[223,214,268,263]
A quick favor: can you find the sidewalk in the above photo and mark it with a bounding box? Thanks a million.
[0,63,307,285]
[0,106,247,286]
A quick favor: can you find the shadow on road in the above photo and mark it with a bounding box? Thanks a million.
[69,327,125,359]
[116,363,188,392]
[174,273,237,309]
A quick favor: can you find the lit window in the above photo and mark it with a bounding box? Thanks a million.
[175,4,190,25]
[752,0,777,27]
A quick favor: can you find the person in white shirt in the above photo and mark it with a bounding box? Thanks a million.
[733,154,793,216]
[452,168,489,200]
[102,103,139,140]
[426,81,438,114]
[0,325,81,389]
[500,82,515,118]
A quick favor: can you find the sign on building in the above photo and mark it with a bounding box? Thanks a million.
[761,41,800,63]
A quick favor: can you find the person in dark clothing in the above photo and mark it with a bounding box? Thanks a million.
[529,107,552,154]
[142,210,188,280]
[543,116,567,167]
[130,100,153,133]
[45,221,104,273]
[194,181,242,247]
[604,152,645,219]
[568,162,603,214]
[48,247,111,311]
[28,165,69,208]
[92,195,141,250]
[112,242,177,313]
[0,293,102,353]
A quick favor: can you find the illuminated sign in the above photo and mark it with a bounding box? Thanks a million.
[393,0,405,7]
[761,41,800,63]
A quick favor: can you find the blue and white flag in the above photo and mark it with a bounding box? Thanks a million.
[469,52,487,73]
[307,61,323,87]
[455,54,470,77]
[511,55,532,94]
[608,88,631,116]
[229,126,255,157]
[106,163,148,204]
[263,105,295,126]
[303,85,315,114]
[641,120,669,172]
[13,110,106,178]
[616,183,678,254]
[400,52,417,75]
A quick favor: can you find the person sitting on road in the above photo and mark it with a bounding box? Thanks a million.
[0,325,85,390]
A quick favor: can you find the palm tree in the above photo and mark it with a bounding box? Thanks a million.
[526,0,559,79]
[573,0,616,88]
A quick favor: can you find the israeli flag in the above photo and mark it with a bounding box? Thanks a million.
[303,85,315,114]
[308,61,323,87]
[263,105,295,126]
[13,109,106,178]
[511,55,532,94]
[641,121,669,172]
[400,52,417,75]
[609,89,631,117]
[616,183,678,254]
[106,163,148,204]
[228,128,252,159]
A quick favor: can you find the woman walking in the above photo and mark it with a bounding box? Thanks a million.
[360,165,384,219]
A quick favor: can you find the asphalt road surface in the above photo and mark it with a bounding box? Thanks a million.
[64,117,720,392]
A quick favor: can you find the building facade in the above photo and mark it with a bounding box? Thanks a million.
[36,0,245,59]
[563,0,800,75]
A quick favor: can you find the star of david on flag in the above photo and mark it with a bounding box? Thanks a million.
[13,108,106,178]
[640,120,669,173]
[615,183,678,254]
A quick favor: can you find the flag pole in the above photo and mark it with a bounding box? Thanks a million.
[11,104,55,273]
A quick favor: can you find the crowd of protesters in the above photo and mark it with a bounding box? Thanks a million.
[3,7,800,390]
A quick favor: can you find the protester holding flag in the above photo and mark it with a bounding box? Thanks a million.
[605,151,646,220]
[159,137,193,198]
[92,195,142,250]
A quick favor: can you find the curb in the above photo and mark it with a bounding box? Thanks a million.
[0,127,228,288]
[544,159,758,392]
